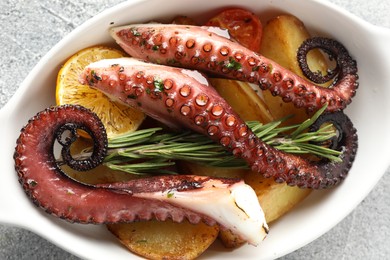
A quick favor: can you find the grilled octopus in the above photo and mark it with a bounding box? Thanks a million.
[110,24,358,112]
[14,22,358,247]
[79,57,357,189]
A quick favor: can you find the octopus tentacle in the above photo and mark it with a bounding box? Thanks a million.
[110,24,358,112]
[14,105,268,245]
[80,58,358,189]
[297,37,356,85]
[286,111,358,188]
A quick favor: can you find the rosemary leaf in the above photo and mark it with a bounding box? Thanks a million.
[291,104,327,138]
[108,128,162,148]
[105,159,177,175]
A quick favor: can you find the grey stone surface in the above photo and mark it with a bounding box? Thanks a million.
[1,0,389,259]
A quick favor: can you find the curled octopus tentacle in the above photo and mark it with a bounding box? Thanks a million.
[283,111,358,188]
[80,58,358,189]
[110,24,359,112]
[297,37,358,85]
[14,105,268,245]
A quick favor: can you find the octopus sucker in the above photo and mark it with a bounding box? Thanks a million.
[14,105,268,245]
[110,24,358,112]
[80,58,358,189]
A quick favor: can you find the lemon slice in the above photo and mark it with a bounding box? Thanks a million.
[56,46,145,138]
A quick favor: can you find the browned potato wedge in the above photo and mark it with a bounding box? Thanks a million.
[210,78,274,123]
[260,15,329,79]
[107,220,219,260]
[260,14,330,125]
[244,171,311,223]
[218,229,246,249]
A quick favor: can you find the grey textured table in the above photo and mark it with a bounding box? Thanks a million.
[1,0,389,259]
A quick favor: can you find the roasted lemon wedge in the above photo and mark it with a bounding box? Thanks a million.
[56,46,145,138]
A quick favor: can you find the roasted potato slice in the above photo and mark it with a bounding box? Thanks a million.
[210,79,274,123]
[260,14,331,125]
[107,220,219,260]
[218,229,246,249]
[260,15,329,79]
[244,171,311,223]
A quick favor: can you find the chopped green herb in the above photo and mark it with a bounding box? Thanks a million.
[130,28,141,36]
[153,79,165,92]
[225,57,242,70]
[28,180,38,187]
[91,70,102,81]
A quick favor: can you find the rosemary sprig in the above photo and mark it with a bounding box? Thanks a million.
[99,106,342,175]
[107,158,177,175]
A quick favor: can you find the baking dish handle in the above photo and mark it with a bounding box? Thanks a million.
[0,107,26,226]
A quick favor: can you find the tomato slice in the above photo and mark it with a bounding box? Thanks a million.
[205,8,263,52]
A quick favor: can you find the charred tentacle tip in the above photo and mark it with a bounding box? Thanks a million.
[57,105,108,172]
[308,111,358,188]
[297,37,358,85]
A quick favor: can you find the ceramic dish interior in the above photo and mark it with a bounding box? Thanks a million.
[1,0,390,259]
